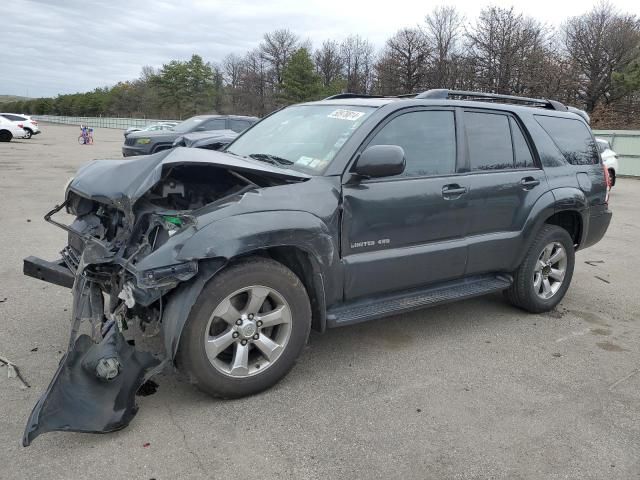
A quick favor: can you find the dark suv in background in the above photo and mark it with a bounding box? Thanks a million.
[23,89,611,445]
[122,114,258,156]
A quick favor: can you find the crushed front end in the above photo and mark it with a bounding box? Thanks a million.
[22,148,309,446]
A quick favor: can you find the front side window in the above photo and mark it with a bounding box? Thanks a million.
[173,116,206,133]
[198,119,226,131]
[535,115,599,165]
[465,112,514,171]
[368,110,456,177]
[227,105,375,174]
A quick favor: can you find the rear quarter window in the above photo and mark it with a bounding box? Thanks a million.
[535,115,599,165]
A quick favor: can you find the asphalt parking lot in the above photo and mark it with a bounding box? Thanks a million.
[1,123,639,479]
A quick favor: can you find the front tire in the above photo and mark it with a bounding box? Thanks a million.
[177,257,311,398]
[505,225,575,313]
[0,130,12,142]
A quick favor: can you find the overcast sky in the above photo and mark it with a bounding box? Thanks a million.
[2,0,639,97]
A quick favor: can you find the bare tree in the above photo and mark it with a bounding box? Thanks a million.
[563,2,640,112]
[340,35,375,93]
[375,28,429,95]
[314,40,344,88]
[424,6,464,88]
[259,29,300,90]
[222,54,244,110]
[238,49,271,116]
[466,7,549,95]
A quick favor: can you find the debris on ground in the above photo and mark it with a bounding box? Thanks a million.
[0,355,31,388]
[0,298,7,303]
[595,276,611,284]
[585,260,605,266]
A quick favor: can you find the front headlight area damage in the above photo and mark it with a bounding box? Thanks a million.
[23,163,259,446]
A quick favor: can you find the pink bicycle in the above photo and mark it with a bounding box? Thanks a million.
[78,125,94,145]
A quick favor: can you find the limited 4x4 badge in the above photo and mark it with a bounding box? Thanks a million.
[351,238,391,249]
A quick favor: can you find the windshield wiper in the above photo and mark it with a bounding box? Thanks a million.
[248,153,294,166]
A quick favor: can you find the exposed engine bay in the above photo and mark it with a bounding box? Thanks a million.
[22,148,310,446]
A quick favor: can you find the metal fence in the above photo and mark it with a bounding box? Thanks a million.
[32,115,179,130]
[593,130,640,177]
[29,117,640,178]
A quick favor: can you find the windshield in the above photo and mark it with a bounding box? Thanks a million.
[173,117,206,133]
[226,105,375,174]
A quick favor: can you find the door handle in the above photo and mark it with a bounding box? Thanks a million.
[442,184,467,199]
[520,177,540,190]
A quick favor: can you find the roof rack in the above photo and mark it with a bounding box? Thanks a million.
[415,89,568,112]
[324,92,419,100]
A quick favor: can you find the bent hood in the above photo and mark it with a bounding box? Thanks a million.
[68,147,310,208]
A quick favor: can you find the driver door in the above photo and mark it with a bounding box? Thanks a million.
[341,108,468,300]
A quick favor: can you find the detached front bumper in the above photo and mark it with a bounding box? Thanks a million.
[23,256,74,289]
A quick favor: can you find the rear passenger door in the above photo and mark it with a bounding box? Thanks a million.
[341,108,468,299]
[461,109,548,275]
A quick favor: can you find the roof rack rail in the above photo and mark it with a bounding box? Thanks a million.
[415,89,568,112]
[325,93,381,100]
[324,92,419,100]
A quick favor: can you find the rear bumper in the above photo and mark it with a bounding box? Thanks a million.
[23,256,74,289]
[582,209,612,249]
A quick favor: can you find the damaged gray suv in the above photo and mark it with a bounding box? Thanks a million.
[23,89,611,445]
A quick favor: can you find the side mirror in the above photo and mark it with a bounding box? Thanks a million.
[353,145,405,178]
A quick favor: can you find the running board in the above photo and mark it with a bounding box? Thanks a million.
[327,274,512,328]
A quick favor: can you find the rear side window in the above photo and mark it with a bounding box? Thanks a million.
[510,118,534,168]
[2,114,24,121]
[535,116,599,165]
[368,110,456,177]
[465,112,514,171]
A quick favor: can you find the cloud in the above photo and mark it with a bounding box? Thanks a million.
[1,0,639,97]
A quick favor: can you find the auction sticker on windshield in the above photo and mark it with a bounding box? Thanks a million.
[328,109,365,121]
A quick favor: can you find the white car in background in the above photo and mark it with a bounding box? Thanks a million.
[123,122,178,137]
[596,138,619,187]
[0,116,27,142]
[0,113,40,139]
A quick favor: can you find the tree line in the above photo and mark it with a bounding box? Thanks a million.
[3,3,640,129]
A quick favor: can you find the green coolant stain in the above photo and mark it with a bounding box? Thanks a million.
[164,216,182,227]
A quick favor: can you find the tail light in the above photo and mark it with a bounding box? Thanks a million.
[17,123,23,128]
[602,162,610,204]
[32,121,38,125]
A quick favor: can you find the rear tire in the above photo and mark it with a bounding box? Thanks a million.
[23,129,32,139]
[177,257,311,399]
[505,225,575,313]
[0,130,12,142]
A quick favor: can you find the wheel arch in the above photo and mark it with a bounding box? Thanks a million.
[162,212,336,361]
[544,210,583,247]
[513,188,588,268]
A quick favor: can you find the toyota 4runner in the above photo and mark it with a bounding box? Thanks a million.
[22,89,611,445]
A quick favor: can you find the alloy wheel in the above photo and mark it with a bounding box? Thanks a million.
[533,242,567,299]
[204,285,292,378]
